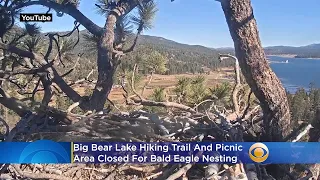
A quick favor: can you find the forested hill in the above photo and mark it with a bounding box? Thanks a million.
[127,34,234,74]
[50,29,235,74]
[217,44,320,58]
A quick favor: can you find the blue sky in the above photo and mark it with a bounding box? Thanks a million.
[21,0,320,48]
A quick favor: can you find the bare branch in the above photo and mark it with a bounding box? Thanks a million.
[133,99,197,113]
[292,124,313,142]
[0,62,53,76]
[1,40,83,106]
[67,102,80,114]
[219,54,241,115]
[123,29,142,53]
[61,53,83,78]
[284,123,309,142]
[166,164,193,180]
[0,41,43,60]
[141,71,153,97]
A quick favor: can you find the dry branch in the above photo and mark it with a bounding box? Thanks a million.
[166,164,193,180]
[292,124,313,142]
[13,165,71,180]
[219,54,241,115]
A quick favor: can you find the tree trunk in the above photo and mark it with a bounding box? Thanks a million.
[88,48,115,111]
[88,1,143,111]
[88,13,117,112]
[40,76,53,106]
[220,0,291,142]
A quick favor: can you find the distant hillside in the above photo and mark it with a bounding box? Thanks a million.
[18,28,234,75]
[217,44,320,58]
[61,30,235,74]
[264,44,320,58]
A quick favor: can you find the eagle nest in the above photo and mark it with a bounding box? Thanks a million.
[0,101,313,180]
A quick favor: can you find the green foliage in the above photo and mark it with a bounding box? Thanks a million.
[24,23,41,36]
[23,36,43,52]
[139,51,168,74]
[289,88,309,124]
[172,76,209,105]
[288,84,320,126]
[189,75,207,104]
[57,37,77,62]
[115,15,134,43]
[209,82,232,100]
[95,0,117,15]
[131,0,158,32]
[52,29,233,76]
[119,41,232,75]
[174,77,192,103]
[151,87,166,102]
[145,86,166,113]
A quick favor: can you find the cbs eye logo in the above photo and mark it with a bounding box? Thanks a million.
[249,143,269,163]
[19,140,70,163]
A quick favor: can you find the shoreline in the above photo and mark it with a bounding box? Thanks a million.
[267,54,297,58]
[267,54,320,60]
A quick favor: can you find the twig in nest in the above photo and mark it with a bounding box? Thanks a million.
[164,127,191,138]
[156,164,180,180]
[12,164,70,180]
[146,171,163,180]
[136,110,170,135]
[61,53,83,77]
[105,164,127,180]
[284,123,309,142]
[133,99,197,114]
[107,98,121,112]
[204,163,223,179]
[297,165,313,180]
[95,118,177,142]
[292,124,313,142]
[0,117,9,137]
[128,166,144,172]
[193,99,215,112]
[166,164,193,180]
[205,169,225,180]
[67,101,80,114]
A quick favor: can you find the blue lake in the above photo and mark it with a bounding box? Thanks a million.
[268,56,320,93]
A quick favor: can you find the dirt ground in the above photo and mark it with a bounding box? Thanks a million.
[71,68,235,103]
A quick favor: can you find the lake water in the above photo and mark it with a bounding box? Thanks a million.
[268,56,320,93]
